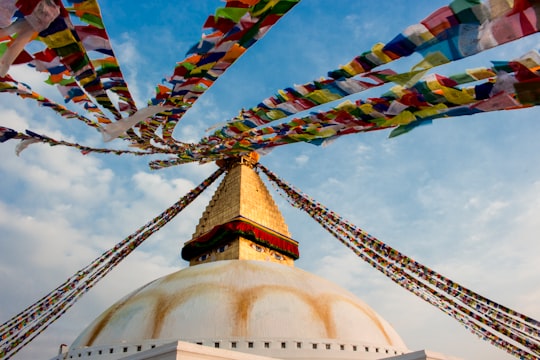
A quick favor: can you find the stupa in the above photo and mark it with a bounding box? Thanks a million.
[50,154,459,360]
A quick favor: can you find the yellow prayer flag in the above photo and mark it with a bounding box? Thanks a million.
[288,133,316,143]
[387,69,427,87]
[463,87,475,98]
[384,111,416,126]
[414,103,447,118]
[359,103,374,115]
[277,89,290,101]
[191,62,216,75]
[412,51,450,71]
[335,100,356,112]
[73,0,101,17]
[389,85,406,98]
[372,43,393,64]
[317,127,338,138]
[306,89,342,104]
[341,62,360,77]
[441,86,475,105]
[426,76,444,91]
[42,28,77,48]
[266,109,287,120]
[516,51,540,69]
[467,67,496,80]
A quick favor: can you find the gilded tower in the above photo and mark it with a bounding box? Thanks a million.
[182,153,299,266]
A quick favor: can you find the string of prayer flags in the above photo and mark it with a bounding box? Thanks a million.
[137,0,301,148]
[62,0,138,114]
[0,74,104,129]
[30,3,120,119]
[328,0,540,79]
[258,163,540,360]
[0,124,180,159]
[211,0,540,143]
[210,69,398,136]
[207,63,492,140]
[0,0,138,132]
[144,53,537,168]
[0,166,225,360]
[19,128,170,157]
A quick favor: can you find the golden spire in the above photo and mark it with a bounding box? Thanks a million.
[182,153,299,266]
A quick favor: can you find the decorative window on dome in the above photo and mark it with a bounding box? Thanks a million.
[273,252,284,260]
[231,342,237,349]
[312,343,318,350]
[340,344,345,350]
[281,342,286,349]
[248,342,254,348]
[264,342,270,348]
[325,344,331,350]
[296,342,302,349]
[352,345,357,351]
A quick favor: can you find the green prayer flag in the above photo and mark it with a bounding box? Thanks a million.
[215,7,249,22]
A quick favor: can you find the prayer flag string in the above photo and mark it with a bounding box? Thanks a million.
[0,166,225,360]
[149,52,540,168]
[257,162,540,359]
[125,0,302,149]
[1,1,122,119]
[0,74,104,130]
[210,0,540,139]
[0,126,179,157]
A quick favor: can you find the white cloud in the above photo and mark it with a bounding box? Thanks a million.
[294,154,309,166]
[0,108,30,130]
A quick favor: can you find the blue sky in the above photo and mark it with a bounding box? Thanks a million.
[1,1,540,359]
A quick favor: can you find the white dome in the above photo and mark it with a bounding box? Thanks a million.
[70,260,408,359]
